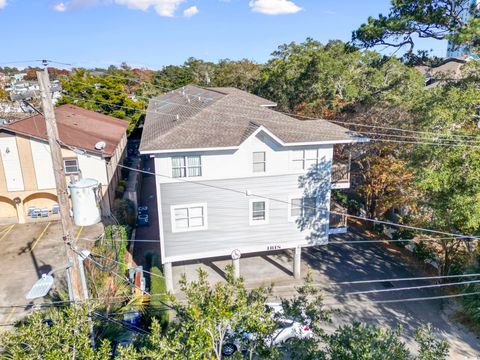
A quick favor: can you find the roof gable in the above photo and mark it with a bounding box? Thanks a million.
[140,85,360,153]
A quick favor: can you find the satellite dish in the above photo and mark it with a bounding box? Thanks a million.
[95,141,106,151]
[26,274,54,300]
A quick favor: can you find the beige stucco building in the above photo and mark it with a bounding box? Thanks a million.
[0,104,129,224]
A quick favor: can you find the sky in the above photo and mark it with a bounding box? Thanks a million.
[0,0,448,69]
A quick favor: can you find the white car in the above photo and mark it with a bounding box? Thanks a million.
[222,303,313,357]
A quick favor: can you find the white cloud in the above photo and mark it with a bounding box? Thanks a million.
[183,5,198,17]
[52,2,67,11]
[0,0,7,10]
[249,0,302,15]
[114,0,185,17]
[51,0,185,16]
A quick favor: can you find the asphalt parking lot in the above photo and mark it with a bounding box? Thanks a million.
[0,221,104,327]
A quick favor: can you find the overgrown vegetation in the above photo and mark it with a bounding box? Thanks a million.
[0,271,450,359]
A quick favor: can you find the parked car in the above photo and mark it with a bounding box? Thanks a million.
[137,214,149,226]
[222,303,313,357]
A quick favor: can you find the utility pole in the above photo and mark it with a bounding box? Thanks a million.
[36,70,85,302]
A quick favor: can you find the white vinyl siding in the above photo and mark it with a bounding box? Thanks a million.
[292,149,320,171]
[171,203,207,232]
[172,156,202,178]
[249,199,269,225]
[0,137,24,191]
[30,139,55,190]
[252,151,266,173]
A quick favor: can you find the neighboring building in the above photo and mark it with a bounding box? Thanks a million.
[447,0,479,57]
[140,85,365,291]
[0,104,129,224]
[416,55,478,87]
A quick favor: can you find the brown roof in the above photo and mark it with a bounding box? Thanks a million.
[1,104,129,157]
[140,85,359,152]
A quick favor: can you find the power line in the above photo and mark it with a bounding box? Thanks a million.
[76,248,176,313]
[61,235,462,245]
[373,291,480,304]
[89,250,165,279]
[61,93,480,148]
[347,279,480,296]
[334,273,480,285]
[59,73,480,144]
[92,311,150,335]
[285,111,480,141]
[116,163,480,241]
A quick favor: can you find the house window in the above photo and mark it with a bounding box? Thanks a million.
[249,199,269,225]
[253,152,266,173]
[292,149,319,170]
[289,197,317,221]
[63,158,79,174]
[171,203,207,232]
[172,156,202,178]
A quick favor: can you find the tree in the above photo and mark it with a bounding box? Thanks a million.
[415,324,450,359]
[141,267,277,360]
[211,59,262,91]
[327,322,411,359]
[258,38,423,114]
[353,0,480,53]
[355,144,415,220]
[58,69,145,132]
[0,306,112,360]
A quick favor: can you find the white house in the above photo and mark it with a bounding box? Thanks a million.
[139,85,365,291]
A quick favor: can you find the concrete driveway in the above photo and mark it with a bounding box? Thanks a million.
[0,221,103,327]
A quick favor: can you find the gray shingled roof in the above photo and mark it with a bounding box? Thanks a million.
[140,85,358,153]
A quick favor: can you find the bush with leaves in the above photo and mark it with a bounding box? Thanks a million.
[0,306,112,360]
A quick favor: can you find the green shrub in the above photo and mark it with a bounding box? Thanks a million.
[112,198,135,227]
[148,266,169,330]
[413,241,436,262]
[115,185,125,198]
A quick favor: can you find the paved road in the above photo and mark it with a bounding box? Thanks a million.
[301,231,480,359]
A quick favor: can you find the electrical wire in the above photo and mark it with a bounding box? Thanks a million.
[334,273,480,285]
[116,163,480,241]
[373,291,480,304]
[88,250,165,279]
[92,311,150,335]
[60,94,480,148]
[347,279,480,296]
[59,72,480,143]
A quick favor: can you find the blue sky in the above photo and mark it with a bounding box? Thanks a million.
[0,0,448,69]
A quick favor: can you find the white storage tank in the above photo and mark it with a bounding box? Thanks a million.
[69,178,101,226]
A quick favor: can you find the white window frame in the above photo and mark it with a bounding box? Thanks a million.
[170,203,208,233]
[249,199,269,225]
[252,151,266,173]
[63,158,79,174]
[287,195,318,222]
[171,155,202,178]
[291,149,319,171]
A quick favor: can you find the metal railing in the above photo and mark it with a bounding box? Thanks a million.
[331,161,350,184]
[329,201,347,229]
